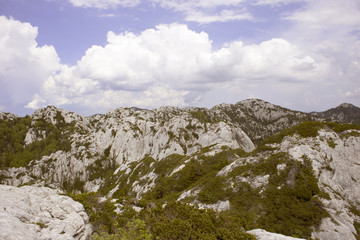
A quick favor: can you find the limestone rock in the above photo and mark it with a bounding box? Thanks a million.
[0,185,92,240]
[278,129,360,240]
[247,229,305,240]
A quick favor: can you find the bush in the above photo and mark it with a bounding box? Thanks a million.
[142,202,255,240]
[91,219,152,240]
[0,115,74,169]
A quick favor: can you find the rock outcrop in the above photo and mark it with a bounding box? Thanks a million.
[1,104,255,192]
[247,229,305,240]
[0,185,92,240]
[279,129,360,240]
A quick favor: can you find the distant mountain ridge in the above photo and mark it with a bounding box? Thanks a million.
[312,102,360,125]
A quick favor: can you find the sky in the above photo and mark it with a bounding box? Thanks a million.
[0,0,360,116]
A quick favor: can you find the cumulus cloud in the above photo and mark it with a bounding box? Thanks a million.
[0,16,61,113]
[283,0,360,98]
[212,38,326,81]
[26,23,324,113]
[68,0,140,9]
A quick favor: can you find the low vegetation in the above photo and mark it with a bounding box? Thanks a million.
[85,147,329,239]
[0,112,73,169]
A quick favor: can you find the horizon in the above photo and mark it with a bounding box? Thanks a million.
[1,98,357,117]
[1,0,360,116]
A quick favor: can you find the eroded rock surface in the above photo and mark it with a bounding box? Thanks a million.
[247,229,305,240]
[0,185,92,240]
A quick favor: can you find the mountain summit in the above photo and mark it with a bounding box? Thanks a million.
[312,102,360,125]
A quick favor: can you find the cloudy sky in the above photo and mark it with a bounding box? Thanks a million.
[1,0,360,116]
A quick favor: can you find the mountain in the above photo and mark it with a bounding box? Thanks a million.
[312,102,360,125]
[0,99,360,240]
[210,99,318,144]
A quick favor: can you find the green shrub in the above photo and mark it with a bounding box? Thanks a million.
[197,176,228,204]
[72,192,118,234]
[143,202,255,240]
[189,111,213,123]
[0,114,74,169]
[91,219,152,240]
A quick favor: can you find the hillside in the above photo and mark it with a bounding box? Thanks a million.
[0,99,360,239]
[312,103,360,125]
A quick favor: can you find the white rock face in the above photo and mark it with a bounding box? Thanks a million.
[247,229,305,240]
[198,200,230,212]
[1,105,255,193]
[0,185,92,240]
[277,129,360,240]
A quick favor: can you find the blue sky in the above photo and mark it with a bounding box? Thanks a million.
[1,0,360,116]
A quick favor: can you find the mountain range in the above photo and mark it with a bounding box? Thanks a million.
[0,98,360,240]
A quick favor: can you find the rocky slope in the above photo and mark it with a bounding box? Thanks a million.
[0,99,322,192]
[210,99,318,143]
[1,104,255,192]
[312,102,360,125]
[1,99,360,239]
[259,125,360,240]
[0,184,92,240]
[106,122,360,239]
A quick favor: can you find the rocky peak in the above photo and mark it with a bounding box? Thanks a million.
[313,102,360,125]
[0,112,19,120]
[209,98,317,144]
[339,103,356,108]
[32,105,84,125]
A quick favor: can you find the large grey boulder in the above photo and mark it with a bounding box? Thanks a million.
[0,185,92,240]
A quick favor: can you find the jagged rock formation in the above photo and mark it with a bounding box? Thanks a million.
[0,112,19,121]
[0,99,324,193]
[1,104,255,192]
[0,184,92,240]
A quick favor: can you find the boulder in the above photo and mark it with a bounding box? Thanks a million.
[0,185,92,240]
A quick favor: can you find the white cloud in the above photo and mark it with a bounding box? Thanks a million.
[0,16,61,113]
[68,0,140,9]
[151,0,252,23]
[67,0,252,23]
[212,38,326,81]
[185,9,252,23]
[26,23,324,113]
[345,88,360,98]
[283,0,360,92]
[254,0,304,6]
[152,0,248,10]
[285,0,360,30]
